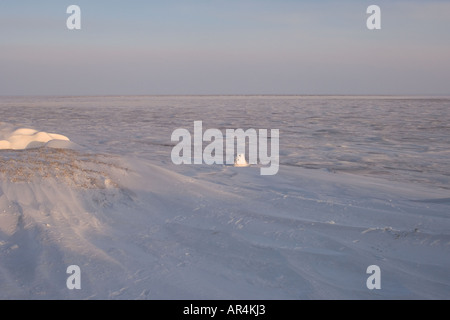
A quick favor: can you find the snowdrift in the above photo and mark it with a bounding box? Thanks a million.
[0,125,72,150]
[1,146,449,299]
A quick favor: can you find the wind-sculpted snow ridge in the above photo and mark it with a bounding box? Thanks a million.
[0,148,129,189]
[0,148,136,299]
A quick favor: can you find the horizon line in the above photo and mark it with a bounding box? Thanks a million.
[2,94,450,98]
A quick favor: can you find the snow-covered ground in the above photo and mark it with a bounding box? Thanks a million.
[0,96,449,299]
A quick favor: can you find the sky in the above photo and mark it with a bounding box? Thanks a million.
[1,0,449,96]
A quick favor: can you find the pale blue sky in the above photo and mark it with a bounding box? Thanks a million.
[1,0,449,95]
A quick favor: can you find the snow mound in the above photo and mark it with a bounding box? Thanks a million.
[234,153,249,167]
[0,126,70,150]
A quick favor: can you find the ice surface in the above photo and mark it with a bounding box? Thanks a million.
[0,96,449,299]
